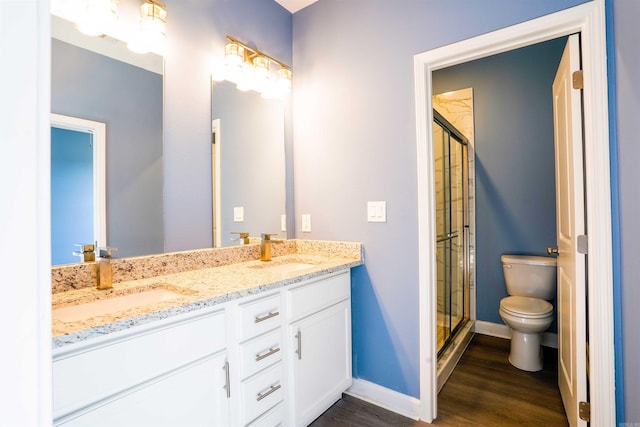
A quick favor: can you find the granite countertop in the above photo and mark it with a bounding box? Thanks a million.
[52,253,362,348]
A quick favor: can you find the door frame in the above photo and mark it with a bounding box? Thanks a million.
[414,1,614,424]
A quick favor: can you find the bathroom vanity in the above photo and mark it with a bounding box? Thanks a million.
[51,240,361,427]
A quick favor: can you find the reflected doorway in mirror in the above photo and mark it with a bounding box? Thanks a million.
[50,114,106,265]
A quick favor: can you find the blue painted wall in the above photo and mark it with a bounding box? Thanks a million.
[292,0,587,398]
[432,37,566,331]
[51,39,163,259]
[152,0,639,419]
[51,128,93,265]
[610,0,640,423]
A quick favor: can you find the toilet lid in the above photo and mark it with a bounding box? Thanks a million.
[500,296,553,318]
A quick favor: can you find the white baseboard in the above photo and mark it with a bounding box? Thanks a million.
[345,322,557,422]
[474,320,558,348]
[345,378,420,421]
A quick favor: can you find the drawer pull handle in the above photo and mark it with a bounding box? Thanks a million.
[255,346,281,362]
[256,383,281,402]
[255,310,280,323]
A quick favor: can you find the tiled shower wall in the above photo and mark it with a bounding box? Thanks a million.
[433,88,476,338]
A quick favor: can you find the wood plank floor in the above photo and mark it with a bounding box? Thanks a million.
[309,334,568,427]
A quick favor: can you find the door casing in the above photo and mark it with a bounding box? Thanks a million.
[414,1,614,424]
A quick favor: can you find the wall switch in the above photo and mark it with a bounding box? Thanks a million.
[281,214,287,232]
[233,206,244,222]
[367,201,387,223]
[301,214,312,232]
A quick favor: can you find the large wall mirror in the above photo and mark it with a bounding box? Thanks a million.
[51,15,164,265]
[51,14,289,263]
[212,81,286,247]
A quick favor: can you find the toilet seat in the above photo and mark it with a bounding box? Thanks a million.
[500,296,553,319]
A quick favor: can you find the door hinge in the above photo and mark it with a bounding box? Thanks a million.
[573,70,584,90]
[579,401,590,422]
[577,235,588,254]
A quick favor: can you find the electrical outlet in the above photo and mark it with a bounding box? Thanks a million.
[281,214,287,232]
[301,214,311,232]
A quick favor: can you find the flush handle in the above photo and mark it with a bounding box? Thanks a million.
[547,247,559,255]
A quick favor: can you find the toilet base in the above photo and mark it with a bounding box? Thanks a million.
[508,329,543,372]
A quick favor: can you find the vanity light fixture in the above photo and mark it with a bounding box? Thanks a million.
[74,0,118,37]
[215,36,292,100]
[127,0,167,55]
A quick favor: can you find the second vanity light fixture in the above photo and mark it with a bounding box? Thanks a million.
[213,36,292,100]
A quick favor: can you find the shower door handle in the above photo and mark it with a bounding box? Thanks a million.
[547,246,559,255]
[437,232,459,243]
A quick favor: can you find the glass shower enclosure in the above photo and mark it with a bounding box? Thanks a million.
[433,110,470,354]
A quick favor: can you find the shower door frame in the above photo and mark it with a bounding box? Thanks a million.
[433,110,470,356]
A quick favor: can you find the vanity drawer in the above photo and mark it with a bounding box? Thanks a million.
[247,402,285,427]
[53,309,226,417]
[240,362,284,425]
[238,293,282,341]
[287,271,350,321]
[239,329,282,379]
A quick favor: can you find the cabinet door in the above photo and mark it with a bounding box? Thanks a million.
[57,352,230,427]
[289,300,351,427]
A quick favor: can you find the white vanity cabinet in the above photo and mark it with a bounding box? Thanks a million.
[53,308,229,426]
[231,291,285,426]
[53,268,354,427]
[285,271,352,427]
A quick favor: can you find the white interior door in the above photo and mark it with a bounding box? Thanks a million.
[552,34,587,427]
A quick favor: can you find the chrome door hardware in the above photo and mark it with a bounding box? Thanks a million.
[295,330,302,360]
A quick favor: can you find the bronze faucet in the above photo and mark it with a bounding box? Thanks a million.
[97,246,118,290]
[260,233,283,261]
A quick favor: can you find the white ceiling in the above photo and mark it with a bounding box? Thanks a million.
[274,0,319,13]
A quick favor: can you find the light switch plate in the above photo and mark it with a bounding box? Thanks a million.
[281,214,287,232]
[367,201,387,222]
[301,214,311,232]
[233,206,244,222]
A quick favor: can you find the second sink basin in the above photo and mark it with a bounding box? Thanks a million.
[53,288,185,323]
[249,261,317,274]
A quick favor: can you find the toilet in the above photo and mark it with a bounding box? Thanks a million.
[499,254,557,372]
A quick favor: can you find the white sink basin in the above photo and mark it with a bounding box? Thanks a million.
[53,289,184,322]
[251,262,316,274]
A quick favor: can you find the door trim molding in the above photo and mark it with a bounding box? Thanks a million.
[414,1,614,424]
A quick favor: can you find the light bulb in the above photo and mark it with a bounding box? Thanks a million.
[75,0,118,37]
[128,0,167,55]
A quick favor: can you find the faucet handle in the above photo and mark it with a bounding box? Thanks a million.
[231,232,251,245]
[261,233,283,242]
[74,243,95,252]
[72,243,96,262]
[98,246,119,258]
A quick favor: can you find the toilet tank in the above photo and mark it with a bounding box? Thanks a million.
[501,254,557,300]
